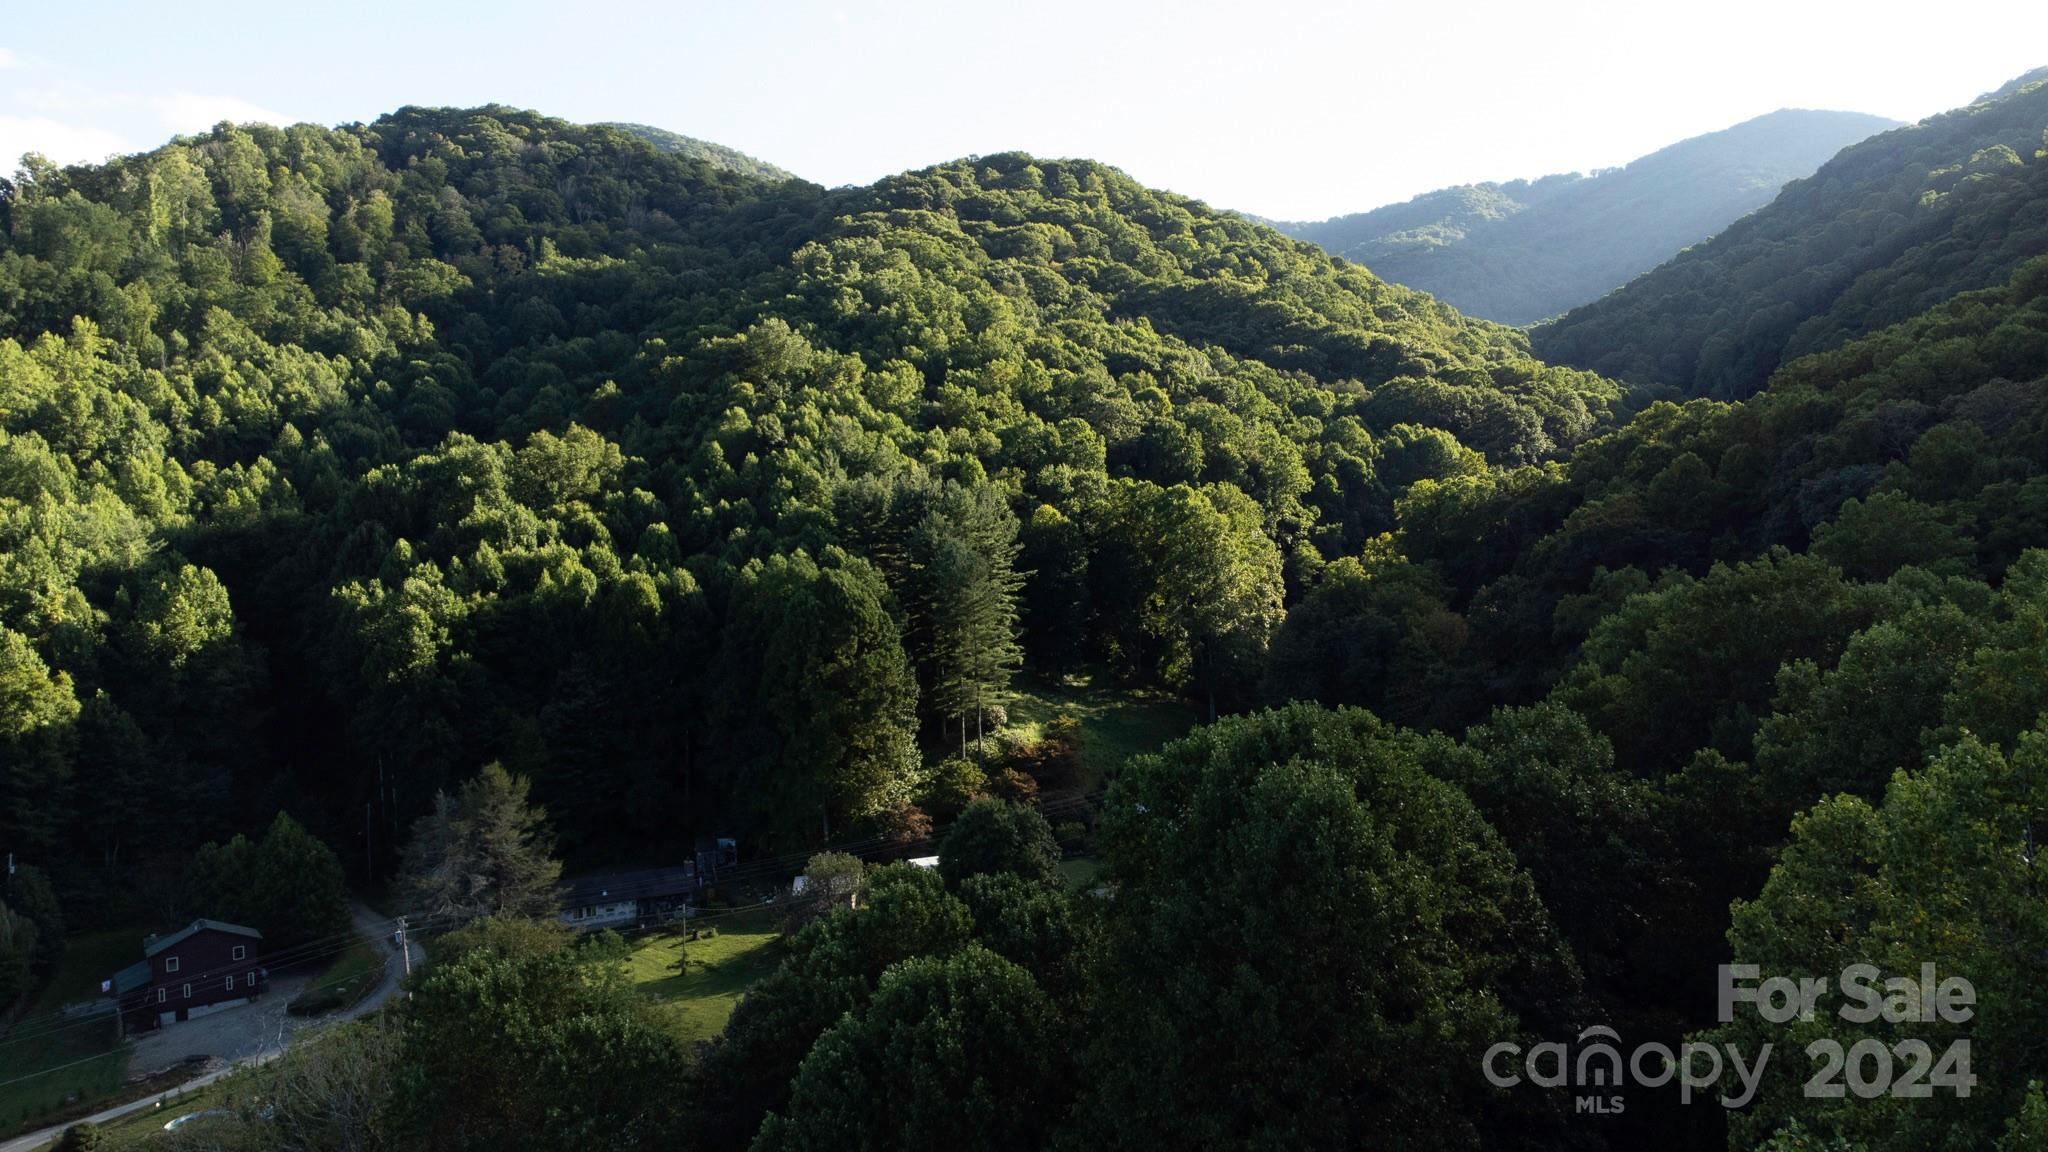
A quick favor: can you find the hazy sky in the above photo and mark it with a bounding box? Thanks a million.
[3,1,2044,219]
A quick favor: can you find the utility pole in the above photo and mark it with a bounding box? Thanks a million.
[395,917,412,989]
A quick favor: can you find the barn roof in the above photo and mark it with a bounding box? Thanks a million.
[560,866,700,908]
[143,919,262,958]
[112,960,153,994]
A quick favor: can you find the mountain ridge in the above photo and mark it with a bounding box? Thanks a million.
[598,120,798,182]
[1533,66,2048,397]
[1264,108,1899,325]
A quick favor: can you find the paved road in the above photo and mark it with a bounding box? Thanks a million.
[349,904,418,1018]
[0,902,418,1152]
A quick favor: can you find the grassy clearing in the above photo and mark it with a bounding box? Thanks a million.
[0,928,138,1135]
[622,911,785,1045]
[90,1079,232,1149]
[1056,856,1104,892]
[287,937,388,1017]
[1005,670,1194,788]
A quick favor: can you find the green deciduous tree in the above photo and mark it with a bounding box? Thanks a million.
[1076,704,1589,1151]
[0,627,78,857]
[789,850,867,931]
[1096,480,1284,717]
[751,946,1071,1152]
[698,864,974,1148]
[1709,725,2048,1151]
[1262,541,1479,729]
[937,798,1060,889]
[396,920,690,1151]
[6,863,64,974]
[715,552,921,842]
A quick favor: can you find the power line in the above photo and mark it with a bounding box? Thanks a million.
[0,786,1111,1066]
[0,912,453,1048]
[559,787,1112,950]
[0,932,417,1093]
[556,786,1108,919]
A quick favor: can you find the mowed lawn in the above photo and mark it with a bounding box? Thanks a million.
[0,927,139,1134]
[1057,856,1104,892]
[1005,670,1194,789]
[90,1080,231,1150]
[622,912,785,1045]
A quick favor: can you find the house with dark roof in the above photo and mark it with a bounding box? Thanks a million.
[558,866,700,931]
[113,919,268,1031]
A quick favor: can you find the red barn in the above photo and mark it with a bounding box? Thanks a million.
[113,919,268,1031]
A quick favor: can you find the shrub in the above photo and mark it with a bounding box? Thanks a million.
[988,766,1040,805]
[920,758,987,821]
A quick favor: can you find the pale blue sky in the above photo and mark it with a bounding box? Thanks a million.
[3,0,2043,219]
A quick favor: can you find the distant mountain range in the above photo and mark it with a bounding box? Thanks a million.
[1535,67,2048,398]
[1263,108,1900,325]
[599,122,797,182]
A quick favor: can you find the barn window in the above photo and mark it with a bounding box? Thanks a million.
[182,983,191,998]
[246,972,256,988]
[231,945,246,961]
[165,956,180,973]
[157,989,166,1004]
[225,977,234,991]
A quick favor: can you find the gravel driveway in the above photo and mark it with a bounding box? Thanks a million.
[125,902,412,1077]
[5,903,417,1152]
[125,967,316,1075]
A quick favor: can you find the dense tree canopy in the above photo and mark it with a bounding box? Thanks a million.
[1077,704,1591,1151]
[5,78,2048,1152]
[0,104,1630,911]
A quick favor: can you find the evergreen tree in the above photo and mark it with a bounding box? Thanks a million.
[400,763,564,927]
[184,812,349,948]
[6,863,64,974]
[0,901,38,1006]
[252,812,351,950]
[918,517,1024,752]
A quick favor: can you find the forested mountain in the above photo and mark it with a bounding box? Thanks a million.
[1269,109,1897,325]
[1535,67,2048,397]
[598,122,797,181]
[8,95,2048,1152]
[0,105,1623,890]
